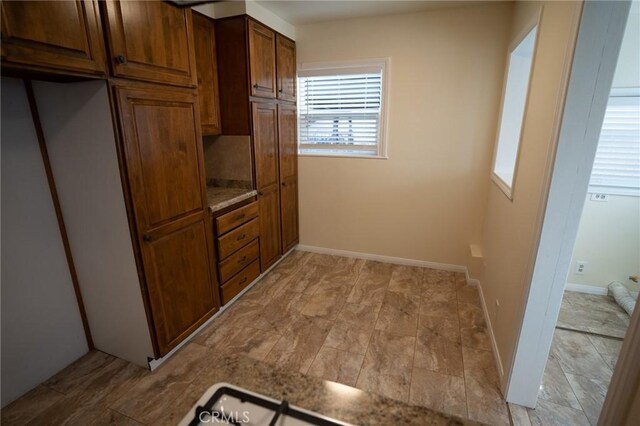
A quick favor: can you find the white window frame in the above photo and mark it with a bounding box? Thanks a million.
[490,10,541,200]
[588,87,640,197]
[297,58,390,159]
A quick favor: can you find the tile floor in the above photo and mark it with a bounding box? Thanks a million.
[511,292,627,426]
[3,251,630,426]
[0,250,511,425]
[195,250,510,425]
[557,291,630,338]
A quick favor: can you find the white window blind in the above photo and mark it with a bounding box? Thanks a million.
[297,60,388,158]
[589,92,640,196]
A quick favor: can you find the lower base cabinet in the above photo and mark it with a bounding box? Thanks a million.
[143,214,219,354]
[213,201,262,305]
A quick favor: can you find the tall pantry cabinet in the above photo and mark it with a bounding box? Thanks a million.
[216,17,299,271]
[102,2,219,356]
[1,0,220,361]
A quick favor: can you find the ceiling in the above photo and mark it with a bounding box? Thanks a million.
[254,0,485,25]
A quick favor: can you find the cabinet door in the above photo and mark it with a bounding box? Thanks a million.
[280,177,299,252]
[115,85,218,355]
[193,12,221,135]
[258,184,282,271]
[103,1,197,87]
[0,1,105,75]
[252,102,279,190]
[277,104,299,251]
[142,214,218,354]
[276,35,296,102]
[248,19,276,99]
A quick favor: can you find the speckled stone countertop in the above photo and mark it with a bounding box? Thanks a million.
[186,355,478,426]
[206,186,257,213]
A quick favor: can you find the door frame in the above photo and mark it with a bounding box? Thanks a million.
[505,0,632,408]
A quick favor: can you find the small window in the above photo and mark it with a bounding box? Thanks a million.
[297,59,389,158]
[492,24,538,199]
[589,89,640,196]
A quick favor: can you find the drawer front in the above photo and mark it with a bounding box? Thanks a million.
[221,260,260,305]
[216,201,258,235]
[217,218,260,260]
[219,239,259,282]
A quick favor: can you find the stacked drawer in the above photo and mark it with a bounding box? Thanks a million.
[215,202,261,304]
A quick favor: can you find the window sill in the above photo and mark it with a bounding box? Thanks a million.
[299,152,388,160]
[491,172,514,200]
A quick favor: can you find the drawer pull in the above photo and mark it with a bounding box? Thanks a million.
[142,234,152,242]
[236,213,245,220]
[238,256,247,264]
[115,55,127,64]
[236,234,246,241]
[239,277,248,284]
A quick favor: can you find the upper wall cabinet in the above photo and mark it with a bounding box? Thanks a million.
[216,16,296,135]
[248,20,277,99]
[192,12,221,135]
[0,1,106,76]
[102,1,197,87]
[276,35,296,102]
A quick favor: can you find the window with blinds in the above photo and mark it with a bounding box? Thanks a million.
[297,59,388,158]
[589,91,640,196]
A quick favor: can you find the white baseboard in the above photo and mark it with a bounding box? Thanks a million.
[148,247,295,371]
[296,244,467,274]
[475,279,505,381]
[565,282,608,295]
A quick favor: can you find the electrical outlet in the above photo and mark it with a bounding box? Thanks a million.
[575,261,588,275]
[590,193,608,202]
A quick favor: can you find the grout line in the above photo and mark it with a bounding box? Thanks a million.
[456,274,471,421]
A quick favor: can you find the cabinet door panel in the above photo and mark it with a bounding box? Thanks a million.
[252,102,279,190]
[193,12,221,135]
[1,0,105,75]
[116,84,218,356]
[278,104,297,180]
[258,184,282,271]
[117,86,205,228]
[103,1,196,87]
[142,216,217,354]
[280,177,299,252]
[276,35,296,102]
[248,19,276,99]
[278,104,299,252]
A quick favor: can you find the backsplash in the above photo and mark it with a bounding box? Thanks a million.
[203,135,253,187]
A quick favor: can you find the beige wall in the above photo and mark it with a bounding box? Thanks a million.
[569,195,640,290]
[475,1,582,380]
[568,7,640,291]
[296,3,512,265]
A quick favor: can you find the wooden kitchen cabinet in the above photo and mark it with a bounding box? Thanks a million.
[253,102,280,190]
[115,84,219,355]
[278,104,299,252]
[102,1,197,87]
[0,0,106,77]
[276,35,297,102]
[193,12,221,135]
[252,101,282,269]
[258,184,282,270]
[248,19,277,99]
[216,15,297,267]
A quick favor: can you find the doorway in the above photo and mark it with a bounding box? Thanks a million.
[506,1,639,425]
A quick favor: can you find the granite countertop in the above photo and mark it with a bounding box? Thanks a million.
[185,355,478,426]
[206,186,257,213]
